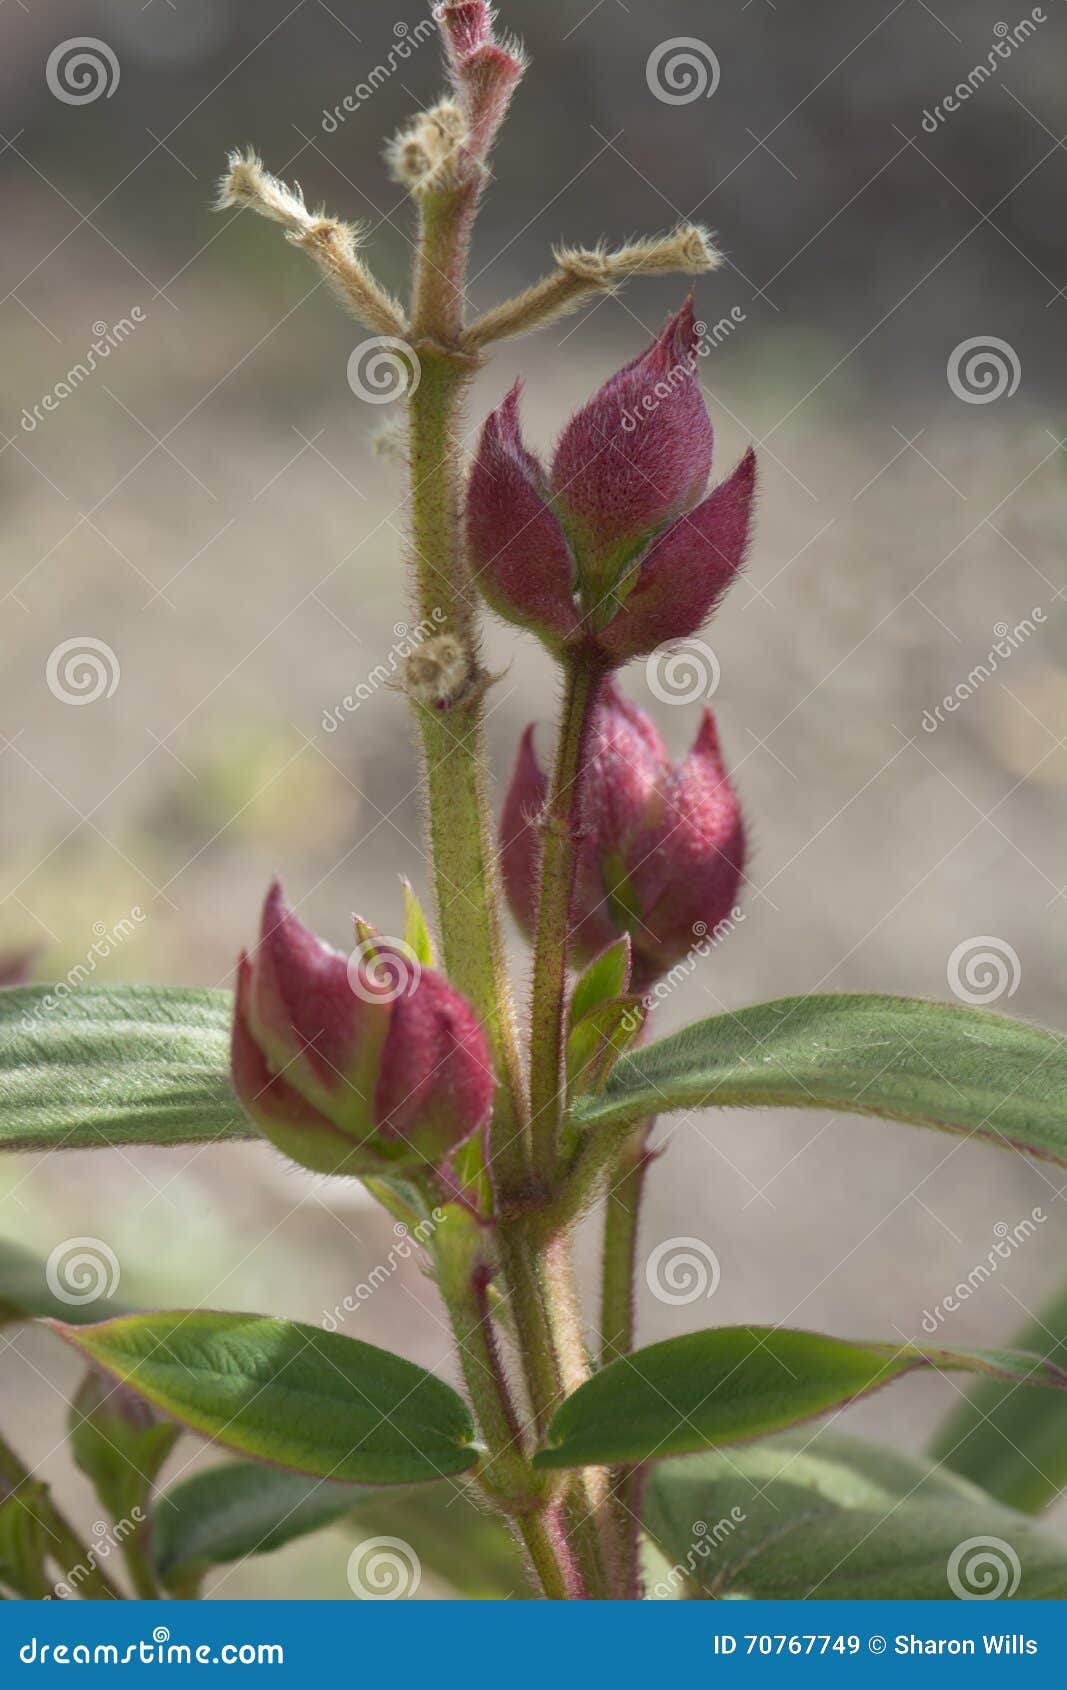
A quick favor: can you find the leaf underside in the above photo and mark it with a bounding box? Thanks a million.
[931,1286,1067,1514]
[0,986,253,1151]
[573,994,1067,1164]
[643,1431,1067,1599]
[533,1326,1067,1469]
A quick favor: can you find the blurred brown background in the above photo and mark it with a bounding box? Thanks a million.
[2,0,1066,1594]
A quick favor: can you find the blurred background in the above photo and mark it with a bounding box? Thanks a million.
[2,0,1066,1595]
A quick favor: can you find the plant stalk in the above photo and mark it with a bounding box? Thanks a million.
[0,1432,122,1600]
[599,1124,654,1597]
[527,658,605,1186]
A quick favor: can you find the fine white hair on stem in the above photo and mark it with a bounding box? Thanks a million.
[216,148,408,339]
[464,224,722,349]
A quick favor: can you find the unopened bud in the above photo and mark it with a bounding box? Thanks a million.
[231,881,494,1177]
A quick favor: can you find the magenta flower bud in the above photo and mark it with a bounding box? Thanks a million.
[439,2,525,166]
[231,881,494,1178]
[500,684,745,989]
[466,300,755,662]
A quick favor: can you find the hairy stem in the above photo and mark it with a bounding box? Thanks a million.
[600,1126,654,1598]
[528,659,605,1186]
[0,1433,122,1600]
[407,355,529,1197]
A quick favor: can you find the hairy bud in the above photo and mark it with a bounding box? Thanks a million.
[231,881,494,1177]
[467,299,755,662]
[438,1,526,170]
[501,684,745,988]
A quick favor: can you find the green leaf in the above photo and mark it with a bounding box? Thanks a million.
[643,1431,1067,1599]
[0,986,254,1152]
[0,1239,126,1327]
[566,997,645,1098]
[931,1287,1067,1513]
[569,939,632,1030]
[533,1326,1067,1469]
[69,1371,180,1526]
[0,1483,52,1600]
[573,994,1067,1165]
[401,880,436,969]
[153,1461,372,1589]
[51,1311,480,1486]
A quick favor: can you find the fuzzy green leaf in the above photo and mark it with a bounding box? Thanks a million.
[643,1431,1067,1599]
[573,994,1067,1164]
[51,1312,480,1486]
[569,940,632,1030]
[931,1287,1067,1513]
[153,1462,373,1588]
[533,1327,1067,1469]
[0,986,253,1152]
[401,880,436,969]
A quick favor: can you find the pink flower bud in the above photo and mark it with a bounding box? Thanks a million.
[466,301,755,662]
[231,881,494,1177]
[438,2,525,166]
[500,685,745,988]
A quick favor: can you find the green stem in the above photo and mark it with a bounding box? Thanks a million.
[497,1222,613,1598]
[121,1533,163,1601]
[528,658,605,1186]
[0,1433,122,1600]
[407,355,529,1200]
[599,1125,654,1598]
[433,1208,582,1598]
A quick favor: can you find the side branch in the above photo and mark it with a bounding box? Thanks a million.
[464,224,722,349]
[216,150,407,339]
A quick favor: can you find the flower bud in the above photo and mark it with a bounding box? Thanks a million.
[467,299,755,661]
[231,882,494,1178]
[500,684,745,988]
[438,2,526,168]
